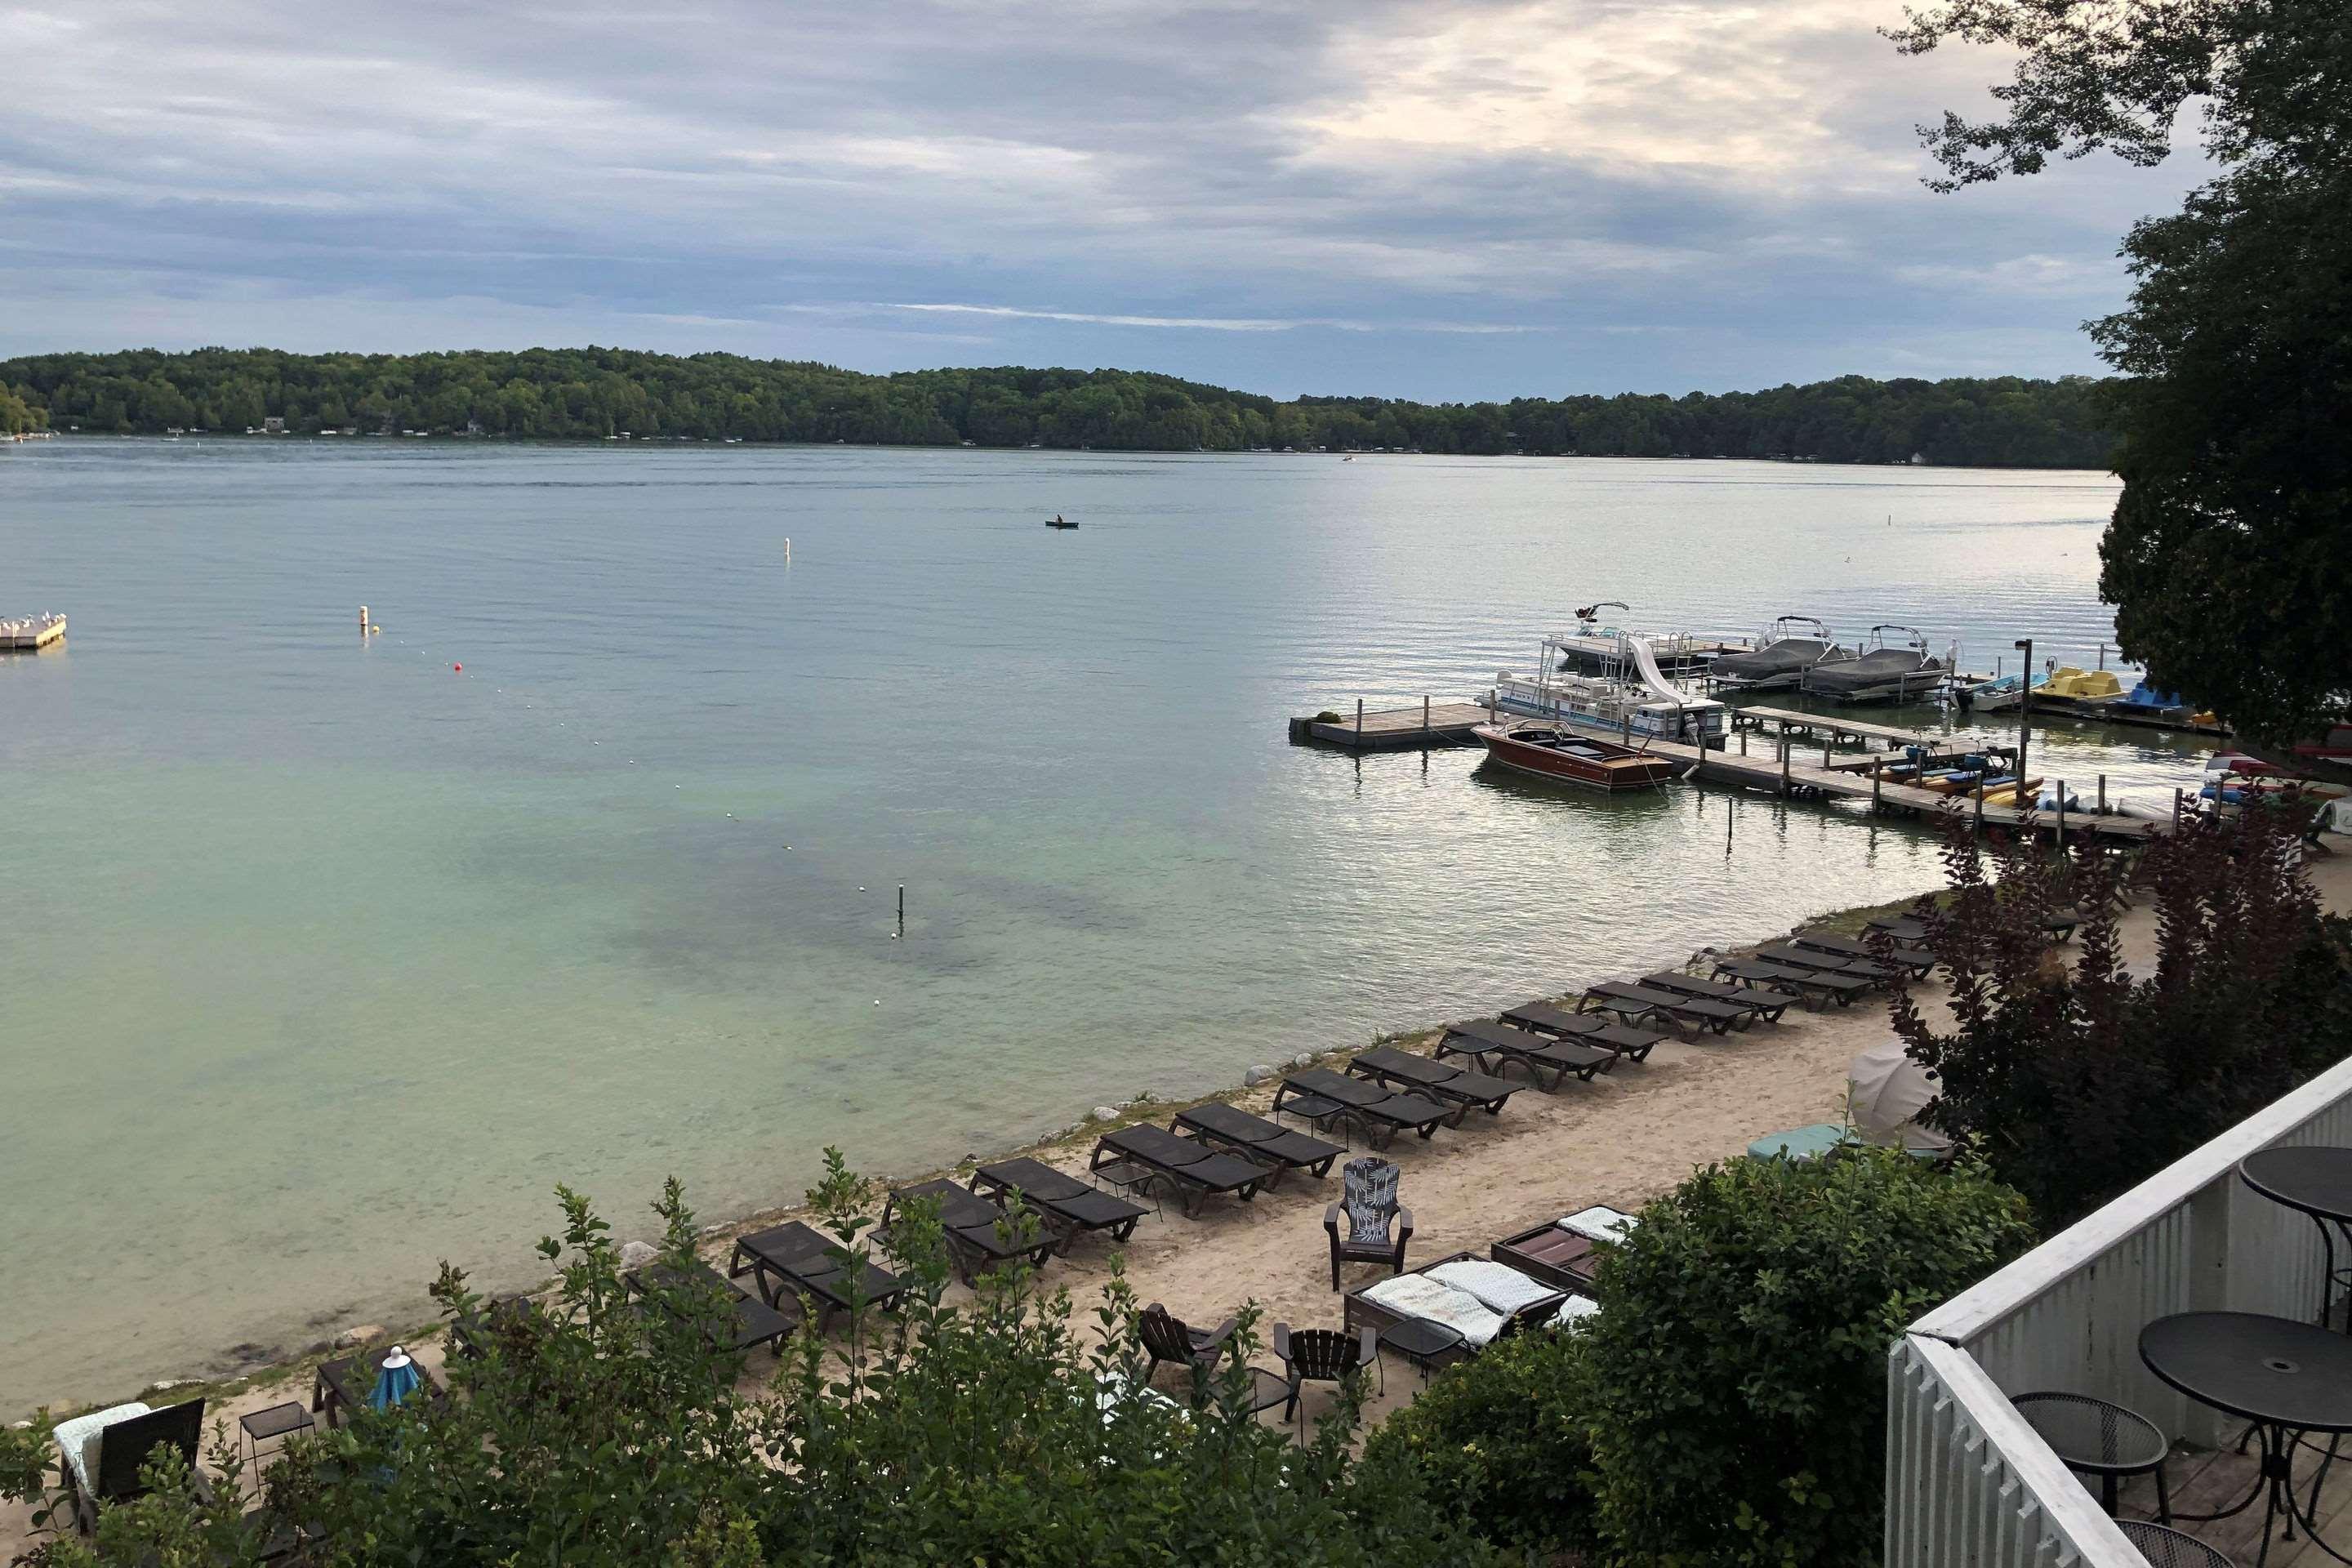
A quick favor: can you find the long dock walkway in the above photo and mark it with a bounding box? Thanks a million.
[1290,697,2164,841]
[1726,704,1940,750]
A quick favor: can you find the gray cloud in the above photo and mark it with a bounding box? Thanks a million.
[0,0,2208,396]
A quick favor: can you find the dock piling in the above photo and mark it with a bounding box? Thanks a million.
[2174,788,2185,829]
[1356,698,1364,742]
[1823,737,1833,771]
[1974,786,1984,837]
[1739,728,1748,756]
[2056,783,2067,848]
[1779,739,1790,796]
[1423,695,1431,741]
[1872,760,1882,811]
[2097,774,2107,815]
[898,884,905,935]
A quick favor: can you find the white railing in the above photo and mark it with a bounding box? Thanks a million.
[1885,1054,2352,1568]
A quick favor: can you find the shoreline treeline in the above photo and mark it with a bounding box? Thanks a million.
[1,347,2114,466]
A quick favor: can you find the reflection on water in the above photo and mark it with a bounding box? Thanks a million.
[0,440,2189,1407]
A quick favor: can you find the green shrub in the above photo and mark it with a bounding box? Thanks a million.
[1361,1325,1599,1557]
[1580,1146,2034,1568]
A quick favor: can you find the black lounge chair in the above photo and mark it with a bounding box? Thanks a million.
[1753,943,1900,986]
[1865,913,1935,947]
[626,1260,796,1356]
[883,1178,1060,1284]
[1090,1124,1271,1216]
[1272,1322,1379,1426]
[1348,1046,1522,1119]
[728,1220,908,1325]
[1272,1068,1452,1149]
[1710,956,1870,1007]
[1138,1302,1237,1387]
[60,1400,208,1534]
[1173,1102,1343,1185]
[1788,929,1936,977]
[1494,1003,1665,1062]
[969,1156,1147,1252]
[1436,1018,1613,1089]
[1580,980,1746,1036]
[1638,972,1795,1023]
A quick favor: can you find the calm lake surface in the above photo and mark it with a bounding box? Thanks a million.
[1,439,2191,1407]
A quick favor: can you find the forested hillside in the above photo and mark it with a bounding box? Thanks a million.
[0,347,2115,466]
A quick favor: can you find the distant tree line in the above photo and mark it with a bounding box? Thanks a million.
[0,346,2117,466]
[0,385,43,434]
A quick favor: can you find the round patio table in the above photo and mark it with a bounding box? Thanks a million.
[2140,1312,2352,1568]
[1378,1319,1465,1383]
[2241,1147,2352,1332]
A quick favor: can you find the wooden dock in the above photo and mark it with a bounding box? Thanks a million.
[1292,697,2164,840]
[0,613,65,652]
[1727,704,1940,751]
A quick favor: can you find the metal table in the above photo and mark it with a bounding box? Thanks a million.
[2141,1312,2352,1567]
[2241,1148,2352,1331]
[1379,1318,1466,1382]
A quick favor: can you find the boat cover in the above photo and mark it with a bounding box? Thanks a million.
[1709,637,1845,681]
[1804,648,1938,697]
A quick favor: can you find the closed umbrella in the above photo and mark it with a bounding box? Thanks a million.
[1846,1043,1951,1152]
[368,1346,421,1411]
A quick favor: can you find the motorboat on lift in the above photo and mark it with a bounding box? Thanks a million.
[1493,628,1728,747]
[1473,722,1679,792]
[1799,625,1953,704]
[1707,616,1853,693]
[1551,602,1741,678]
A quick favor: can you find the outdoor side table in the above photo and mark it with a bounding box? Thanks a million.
[2240,1147,2352,1331]
[2140,1312,2352,1568]
[1379,1318,1464,1383]
[238,1401,312,1464]
[2011,1391,2172,1520]
[1240,1367,1291,1419]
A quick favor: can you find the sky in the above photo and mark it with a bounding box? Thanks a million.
[0,0,2207,400]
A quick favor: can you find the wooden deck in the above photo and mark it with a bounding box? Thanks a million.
[1728,703,1943,750]
[2117,1433,2350,1567]
[1291,697,2164,840]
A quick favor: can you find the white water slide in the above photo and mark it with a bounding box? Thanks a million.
[1620,634,1695,707]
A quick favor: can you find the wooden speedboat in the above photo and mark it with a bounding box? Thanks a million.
[1474,723,1677,792]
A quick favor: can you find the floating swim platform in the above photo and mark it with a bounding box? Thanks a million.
[0,612,65,651]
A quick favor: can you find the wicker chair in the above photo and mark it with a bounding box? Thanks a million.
[1324,1156,1411,1290]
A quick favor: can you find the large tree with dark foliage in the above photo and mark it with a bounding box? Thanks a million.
[1890,0,2352,744]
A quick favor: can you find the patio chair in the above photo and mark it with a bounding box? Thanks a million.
[2114,1522,2230,1568]
[1348,1046,1522,1119]
[1436,1018,1613,1089]
[1272,1322,1379,1425]
[1495,1002,1665,1062]
[56,1399,208,1534]
[1138,1302,1237,1386]
[1172,1102,1344,1185]
[626,1260,795,1356]
[1580,980,1747,1036]
[728,1219,908,1325]
[1638,971,1796,1023]
[1274,1068,1452,1148]
[2011,1391,2172,1521]
[969,1156,1147,1252]
[1325,1155,1411,1290]
[1788,928,1937,977]
[1710,956,1870,1007]
[1753,943,1900,986]
[882,1178,1060,1285]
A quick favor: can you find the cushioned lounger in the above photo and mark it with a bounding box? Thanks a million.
[1348,1046,1522,1119]
[1436,1018,1614,1089]
[1494,1003,1665,1063]
[969,1157,1147,1251]
[1579,980,1747,1036]
[1090,1124,1271,1216]
[1273,1068,1453,1148]
[1172,1102,1344,1184]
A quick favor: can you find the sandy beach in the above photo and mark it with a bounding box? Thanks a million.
[10,850,2345,1554]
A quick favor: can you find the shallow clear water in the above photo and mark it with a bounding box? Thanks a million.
[0,439,2203,1407]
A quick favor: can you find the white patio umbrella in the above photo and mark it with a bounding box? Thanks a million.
[1846,1042,1951,1152]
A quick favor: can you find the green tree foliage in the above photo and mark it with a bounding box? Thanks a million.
[0,346,2117,466]
[1890,0,2352,742]
[1893,804,2352,1224]
[0,386,46,434]
[7,1155,1499,1568]
[1579,1147,2035,1568]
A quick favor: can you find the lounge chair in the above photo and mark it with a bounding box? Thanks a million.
[1638,971,1795,1023]
[56,1399,207,1534]
[1579,980,1746,1036]
[1348,1046,1521,1120]
[1436,1018,1613,1089]
[1172,1102,1343,1185]
[1089,1125,1271,1216]
[1272,1323,1379,1425]
[1325,1155,1412,1290]
[1709,956,1870,1007]
[1494,1002,1665,1062]
[1343,1250,1569,1358]
[882,1178,1060,1284]
[1865,913,1934,947]
[728,1219,908,1325]
[1752,943,1900,986]
[1788,929,1937,976]
[1138,1302,1236,1386]
[626,1260,796,1356]
[1272,1068,1452,1149]
[969,1157,1147,1251]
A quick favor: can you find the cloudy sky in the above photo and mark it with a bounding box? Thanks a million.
[0,0,2202,399]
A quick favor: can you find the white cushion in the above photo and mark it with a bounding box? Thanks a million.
[1360,1273,1508,1347]
[1552,1295,1602,1330]
[1558,1205,1637,1243]
[1427,1259,1558,1317]
[52,1402,151,1495]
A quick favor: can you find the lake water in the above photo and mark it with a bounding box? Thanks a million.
[0,439,2195,1409]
